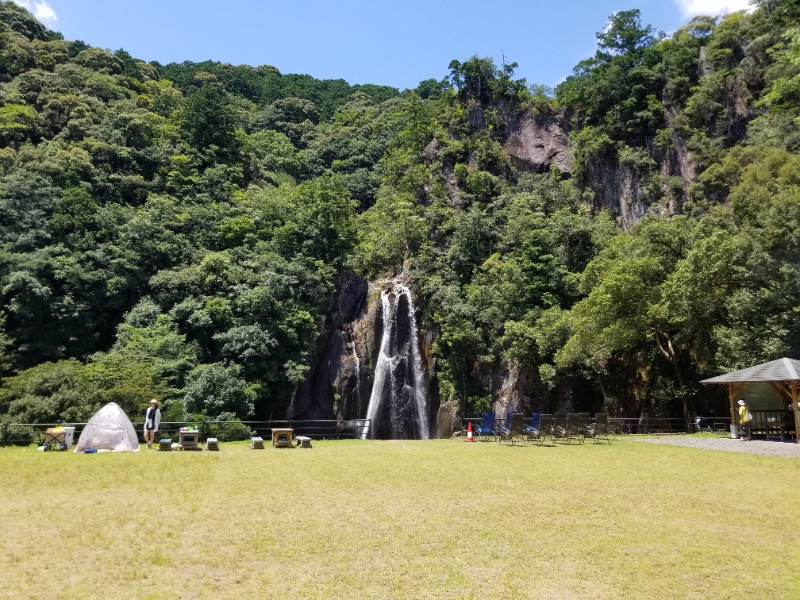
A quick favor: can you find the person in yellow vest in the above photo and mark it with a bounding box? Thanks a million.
[738,399,752,441]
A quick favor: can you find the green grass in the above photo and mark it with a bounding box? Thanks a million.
[2,438,799,599]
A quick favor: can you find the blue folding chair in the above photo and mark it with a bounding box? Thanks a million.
[475,411,496,440]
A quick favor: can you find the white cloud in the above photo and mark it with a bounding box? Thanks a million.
[12,0,58,25]
[674,0,753,18]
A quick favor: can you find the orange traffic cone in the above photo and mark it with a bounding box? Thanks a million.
[465,420,475,442]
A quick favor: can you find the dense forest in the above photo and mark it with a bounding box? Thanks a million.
[1,0,799,428]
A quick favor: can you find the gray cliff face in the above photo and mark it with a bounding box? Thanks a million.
[480,364,605,427]
[499,108,697,229]
[491,363,538,417]
[582,127,699,230]
[583,158,658,231]
[503,110,573,174]
[583,45,756,228]
[289,272,368,420]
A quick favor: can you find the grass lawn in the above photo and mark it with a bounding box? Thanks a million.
[2,437,799,599]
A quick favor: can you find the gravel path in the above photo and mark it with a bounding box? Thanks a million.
[632,436,800,459]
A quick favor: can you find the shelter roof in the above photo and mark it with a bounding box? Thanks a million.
[701,358,800,384]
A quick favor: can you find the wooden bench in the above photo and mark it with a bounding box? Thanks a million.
[749,411,792,442]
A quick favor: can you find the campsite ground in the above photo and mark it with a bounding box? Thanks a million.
[2,437,799,599]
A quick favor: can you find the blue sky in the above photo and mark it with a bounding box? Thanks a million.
[15,0,752,91]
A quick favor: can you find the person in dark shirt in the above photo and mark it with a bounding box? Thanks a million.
[144,399,161,449]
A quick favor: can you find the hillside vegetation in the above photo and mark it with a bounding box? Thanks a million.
[1,0,799,425]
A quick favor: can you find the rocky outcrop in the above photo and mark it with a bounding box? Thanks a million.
[289,271,368,420]
[503,110,573,174]
[436,399,460,438]
[490,362,539,418]
[583,158,651,231]
[467,102,486,131]
[658,109,699,214]
[482,363,605,424]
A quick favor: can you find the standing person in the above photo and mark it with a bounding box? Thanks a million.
[738,399,752,441]
[144,399,161,449]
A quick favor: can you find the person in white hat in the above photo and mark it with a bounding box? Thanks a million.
[737,399,752,441]
[144,399,161,449]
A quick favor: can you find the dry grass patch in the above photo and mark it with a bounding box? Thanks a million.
[2,438,799,599]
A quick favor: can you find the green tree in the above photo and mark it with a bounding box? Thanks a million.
[352,190,428,277]
[0,359,101,423]
[181,81,242,160]
[183,363,255,419]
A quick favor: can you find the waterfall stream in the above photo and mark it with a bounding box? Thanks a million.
[363,284,430,439]
[353,351,362,410]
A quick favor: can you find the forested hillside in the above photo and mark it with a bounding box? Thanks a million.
[1,0,798,427]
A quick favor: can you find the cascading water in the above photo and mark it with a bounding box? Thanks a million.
[353,350,369,439]
[363,284,431,439]
[353,351,362,410]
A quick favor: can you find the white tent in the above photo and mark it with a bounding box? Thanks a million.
[74,402,140,452]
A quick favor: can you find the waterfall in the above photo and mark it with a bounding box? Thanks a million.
[363,284,430,439]
[353,351,362,410]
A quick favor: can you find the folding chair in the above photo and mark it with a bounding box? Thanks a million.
[497,413,525,446]
[552,412,568,443]
[564,413,584,444]
[529,414,555,446]
[588,413,611,443]
[574,413,589,444]
[522,412,541,440]
[474,411,496,441]
[529,412,542,432]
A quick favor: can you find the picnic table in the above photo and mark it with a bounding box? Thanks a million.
[178,430,199,449]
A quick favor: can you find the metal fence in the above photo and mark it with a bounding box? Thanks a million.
[2,414,736,446]
[0,419,371,447]
[607,416,732,435]
[460,415,733,436]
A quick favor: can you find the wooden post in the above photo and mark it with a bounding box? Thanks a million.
[727,383,746,437]
[728,384,734,419]
[728,383,736,435]
[728,383,744,421]
[792,381,799,445]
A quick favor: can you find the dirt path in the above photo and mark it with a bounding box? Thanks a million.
[632,435,800,458]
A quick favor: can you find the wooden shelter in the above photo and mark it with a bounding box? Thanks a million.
[701,358,800,443]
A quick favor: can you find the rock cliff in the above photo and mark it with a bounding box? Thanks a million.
[289,271,368,420]
[503,110,573,174]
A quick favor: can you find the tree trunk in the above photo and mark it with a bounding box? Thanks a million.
[654,330,694,425]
